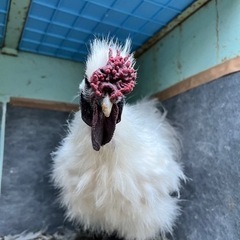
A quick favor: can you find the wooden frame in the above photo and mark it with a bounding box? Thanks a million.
[10,97,79,112]
[154,57,240,101]
[9,57,240,110]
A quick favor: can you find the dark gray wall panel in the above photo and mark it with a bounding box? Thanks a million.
[0,106,73,235]
[0,72,240,238]
[164,72,240,240]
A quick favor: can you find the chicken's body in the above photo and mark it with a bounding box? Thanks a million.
[52,38,185,240]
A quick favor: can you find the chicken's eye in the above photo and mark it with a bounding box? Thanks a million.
[85,77,91,88]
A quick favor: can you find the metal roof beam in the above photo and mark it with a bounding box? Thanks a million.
[2,0,31,56]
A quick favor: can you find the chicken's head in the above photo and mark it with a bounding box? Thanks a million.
[79,38,137,151]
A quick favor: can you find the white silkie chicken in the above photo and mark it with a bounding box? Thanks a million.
[52,38,185,240]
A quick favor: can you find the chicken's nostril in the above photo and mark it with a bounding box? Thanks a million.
[102,85,114,96]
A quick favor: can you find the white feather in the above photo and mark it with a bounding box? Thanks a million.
[52,99,186,240]
[85,38,135,81]
[3,230,77,240]
[4,231,44,240]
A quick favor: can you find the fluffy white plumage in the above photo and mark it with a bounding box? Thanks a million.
[85,38,134,80]
[52,38,185,240]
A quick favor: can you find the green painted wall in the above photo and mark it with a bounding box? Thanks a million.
[0,52,85,189]
[0,52,84,103]
[1,1,240,105]
[1,0,240,187]
[134,0,240,100]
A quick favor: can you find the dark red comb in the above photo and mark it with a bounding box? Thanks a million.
[90,48,137,101]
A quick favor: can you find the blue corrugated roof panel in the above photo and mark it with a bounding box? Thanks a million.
[0,0,10,47]
[19,0,196,62]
